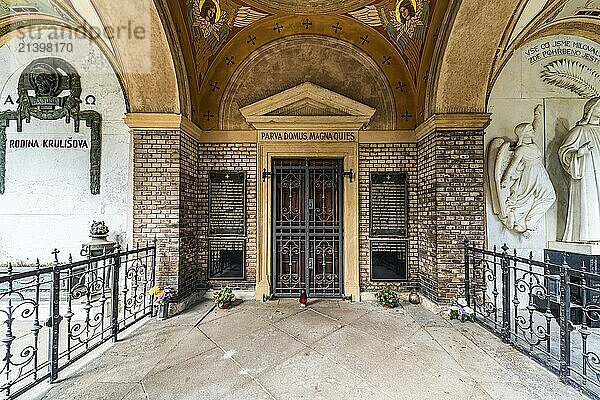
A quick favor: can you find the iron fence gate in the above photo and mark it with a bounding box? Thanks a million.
[464,240,600,399]
[272,159,344,297]
[0,243,156,400]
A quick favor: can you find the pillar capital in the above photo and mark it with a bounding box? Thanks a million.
[415,113,491,141]
[124,113,202,140]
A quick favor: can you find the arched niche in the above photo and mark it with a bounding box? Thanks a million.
[0,27,130,262]
[485,32,600,252]
[220,35,397,131]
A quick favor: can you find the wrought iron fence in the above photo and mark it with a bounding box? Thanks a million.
[0,243,156,400]
[464,240,600,399]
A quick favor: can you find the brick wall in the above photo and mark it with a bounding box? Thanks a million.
[417,130,485,303]
[417,133,438,301]
[133,130,181,289]
[133,130,202,300]
[133,129,484,305]
[179,132,201,296]
[359,143,418,292]
[197,143,257,291]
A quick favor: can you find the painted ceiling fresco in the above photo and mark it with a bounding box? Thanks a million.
[184,0,434,129]
[185,0,431,76]
[186,0,433,82]
[241,0,375,14]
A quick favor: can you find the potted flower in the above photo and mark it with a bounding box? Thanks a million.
[449,289,475,322]
[213,285,235,309]
[149,285,176,320]
[375,287,400,309]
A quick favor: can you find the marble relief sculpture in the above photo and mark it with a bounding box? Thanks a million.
[488,105,556,237]
[559,97,600,242]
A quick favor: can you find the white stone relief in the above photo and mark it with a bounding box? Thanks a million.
[541,59,600,98]
[488,105,557,237]
[559,97,600,242]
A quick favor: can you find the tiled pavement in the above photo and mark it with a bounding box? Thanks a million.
[37,299,588,400]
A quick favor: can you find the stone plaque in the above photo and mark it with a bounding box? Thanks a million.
[209,172,246,236]
[370,240,408,281]
[370,173,408,237]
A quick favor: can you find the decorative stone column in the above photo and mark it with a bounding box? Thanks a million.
[416,114,489,304]
[125,113,203,312]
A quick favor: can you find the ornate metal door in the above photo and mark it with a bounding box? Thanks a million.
[272,159,344,297]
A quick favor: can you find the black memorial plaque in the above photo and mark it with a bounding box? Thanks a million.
[370,173,408,237]
[209,172,246,236]
[370,240,408,281]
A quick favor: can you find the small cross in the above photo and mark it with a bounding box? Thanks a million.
[332,22,342,33]
[210,82,220,92]
[395,81,406,92]
[204,111,215,121]
[382,56,392,65]
[386,175,391,181]
[302,18,312,29]
[402,111,413,122]
[225,56,235,66]
[225,174,230,180]
[247,35,257,45]
[360,35,369,45]
[273,23,284,33]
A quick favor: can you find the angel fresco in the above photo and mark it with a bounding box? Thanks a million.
[488,105,556,237]
[188,0,230,54]
[348,0,429,53]
[387,0,429,52]
[186,0,267,83]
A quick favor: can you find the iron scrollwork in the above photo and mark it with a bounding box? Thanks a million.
[0,57,102,195]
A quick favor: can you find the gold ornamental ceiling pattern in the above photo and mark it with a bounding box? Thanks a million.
[242,0,375,14]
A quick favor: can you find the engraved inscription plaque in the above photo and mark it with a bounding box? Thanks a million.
[371,240,408,281]
[209,172,246,236]
[370,173,408,237]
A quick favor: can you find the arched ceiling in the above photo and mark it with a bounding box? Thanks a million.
[428,0,600,115]
[0,0,182,114]
[1,0,598,125]
[164,0,444,129]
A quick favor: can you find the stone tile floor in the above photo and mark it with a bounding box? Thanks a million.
[36,299,589,400]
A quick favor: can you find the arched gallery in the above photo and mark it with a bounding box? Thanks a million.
[0,1,599,398]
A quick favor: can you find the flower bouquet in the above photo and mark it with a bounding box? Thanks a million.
[449,289,475,322]
[149,285,176,320]
[375,287,400,309]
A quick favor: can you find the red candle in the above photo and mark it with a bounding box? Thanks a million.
[299,288,308,306]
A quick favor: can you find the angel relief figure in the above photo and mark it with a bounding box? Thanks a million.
[387,0,429,52]
[488,105,557,237]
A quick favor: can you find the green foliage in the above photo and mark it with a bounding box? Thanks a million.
[213,285,235,307]
[374,287,400,308]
